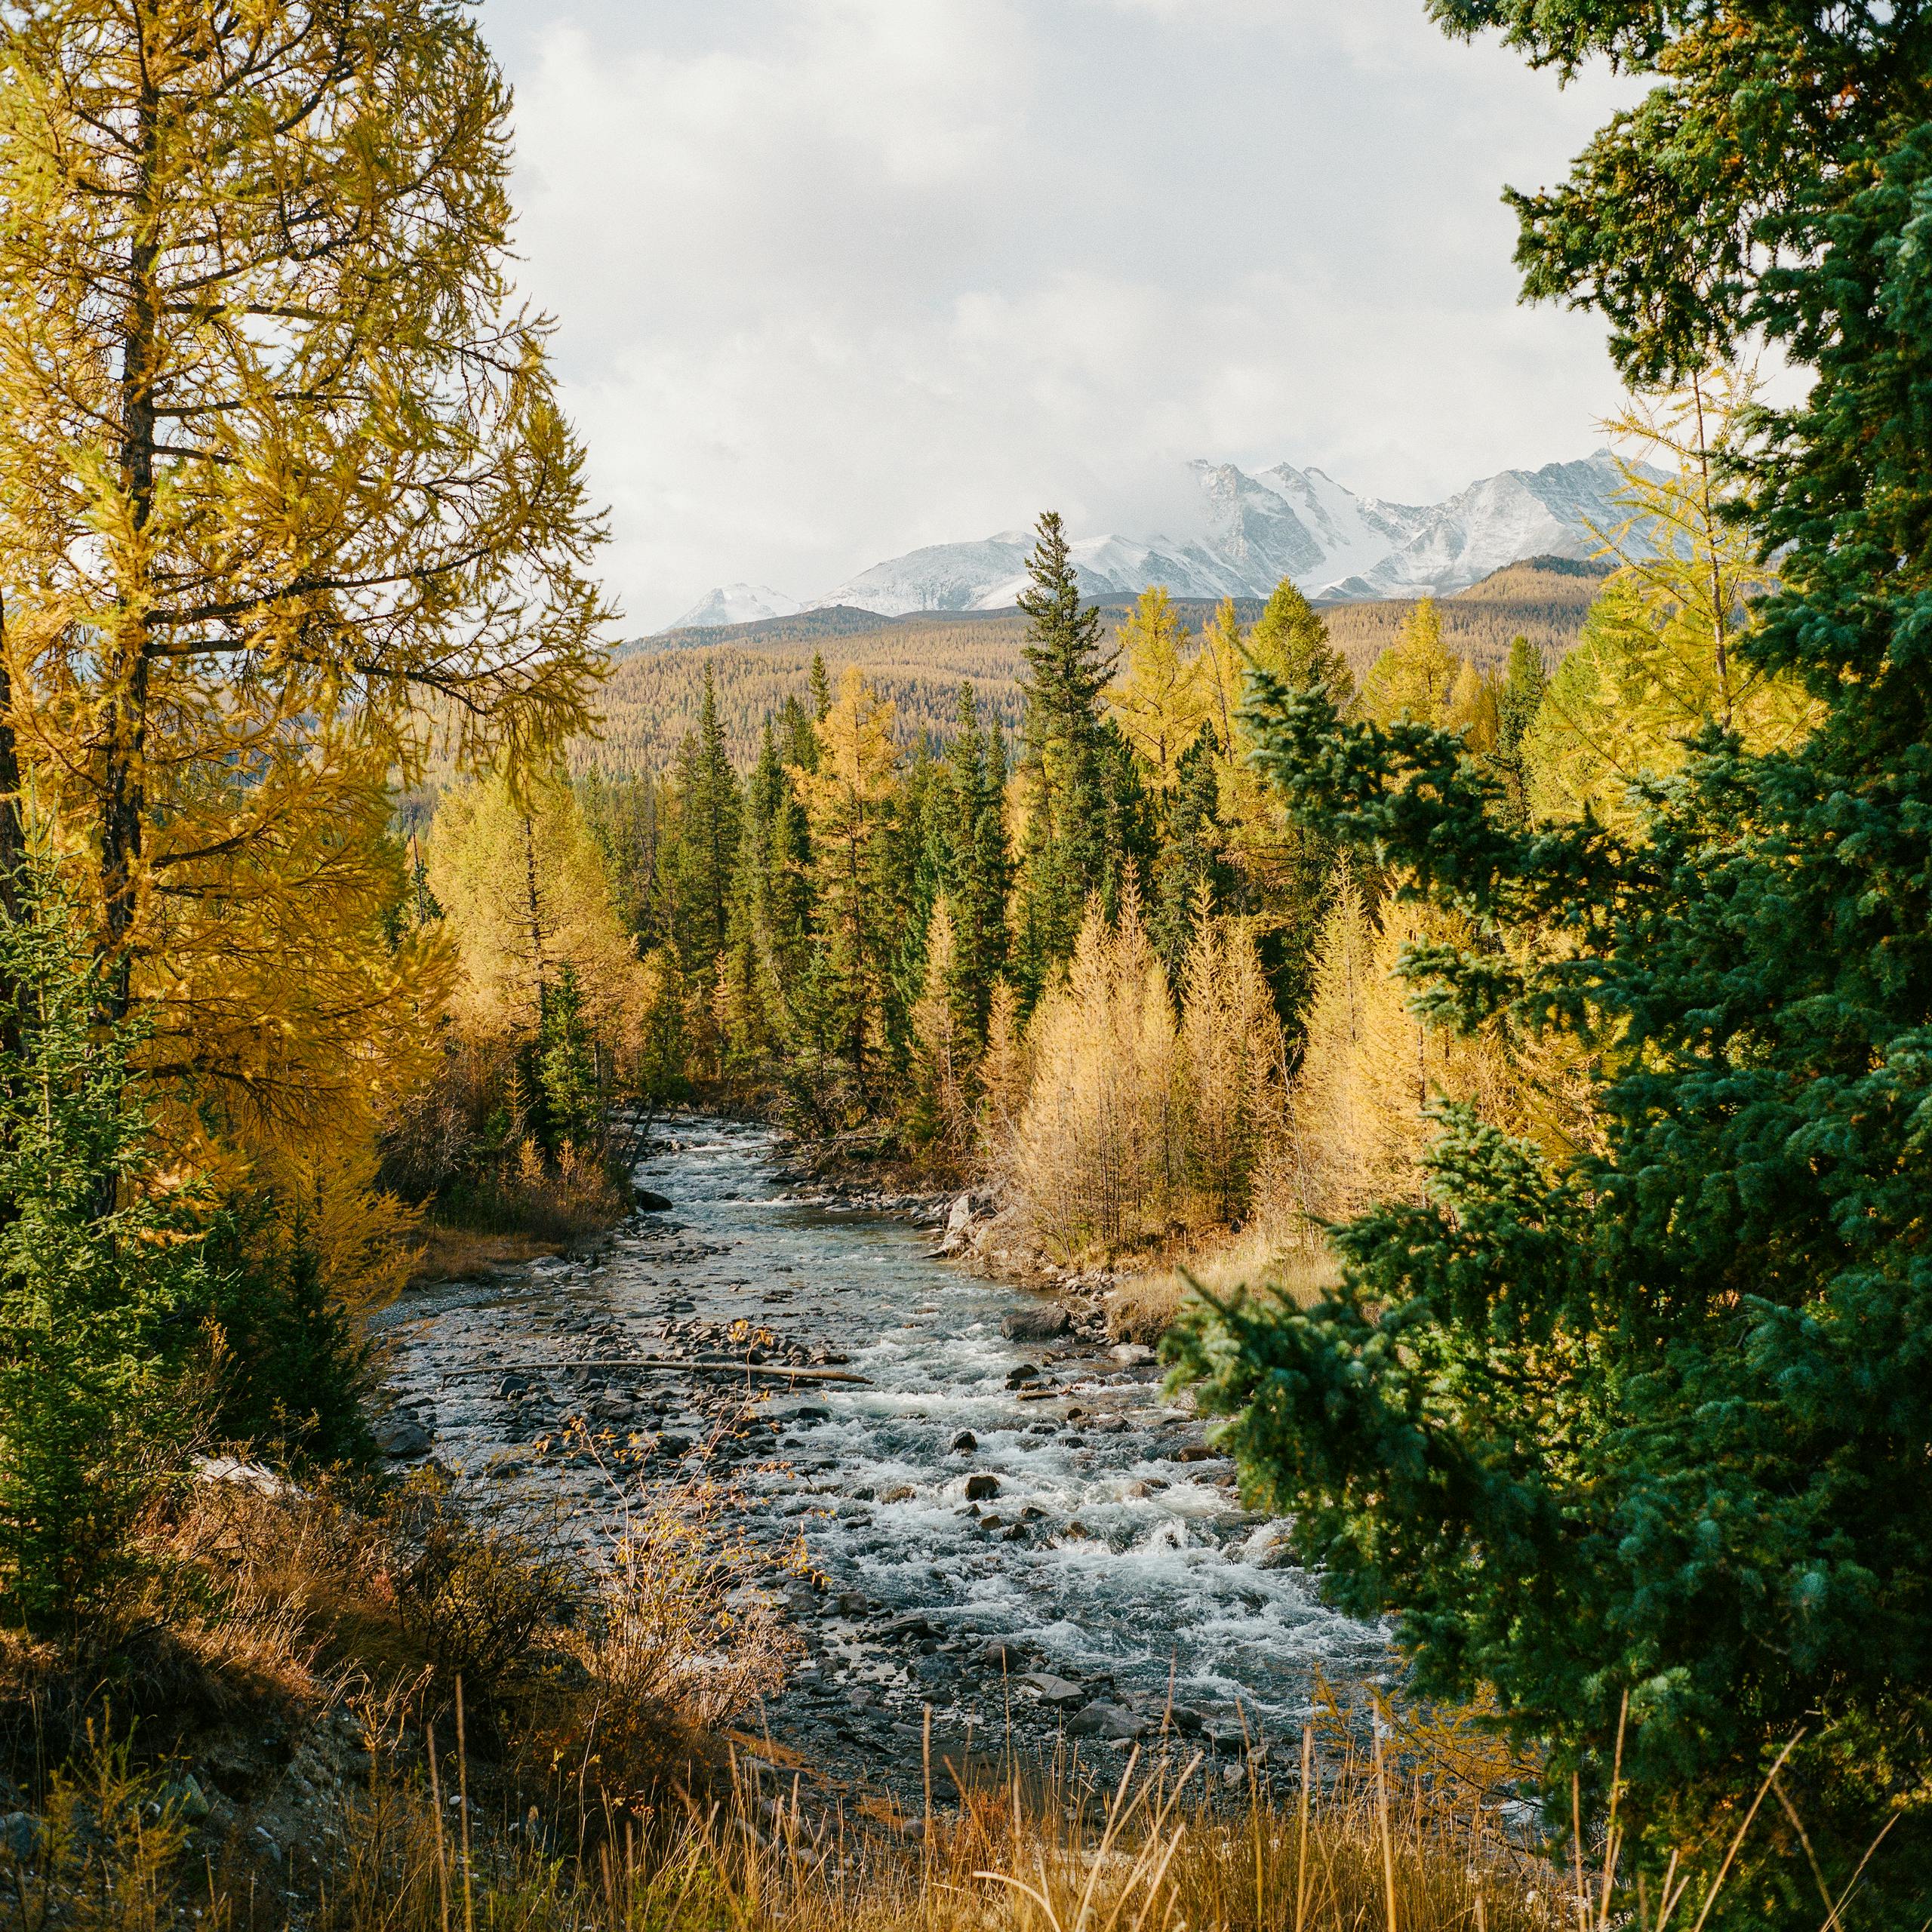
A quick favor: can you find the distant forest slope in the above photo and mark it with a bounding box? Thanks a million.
[577,556,1613,773]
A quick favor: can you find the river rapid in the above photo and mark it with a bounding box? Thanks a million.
[380,1118,1389,1789]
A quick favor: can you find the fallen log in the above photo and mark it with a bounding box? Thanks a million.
[434,1358,871,1386]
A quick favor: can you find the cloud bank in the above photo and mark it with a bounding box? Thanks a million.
[478,0,1641,631]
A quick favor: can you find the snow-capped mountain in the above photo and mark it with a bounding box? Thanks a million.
[662,583,804,631]
[658,451,1635,630]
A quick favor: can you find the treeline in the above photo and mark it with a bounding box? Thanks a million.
[589,559,1605,770]
[584,508,1604,1265]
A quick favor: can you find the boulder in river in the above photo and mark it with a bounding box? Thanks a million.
[635,1189,675,1212]
[1069,1701,1146,1741]
[949,1429,978,1454]
[1004,1364,1041,1389]
[374,1411,432,1458]
[1001,1305,1070,1342]
[1108,1343,1158,1367]
[1019,1672,1086,1708]
[964,1472,1001,1501]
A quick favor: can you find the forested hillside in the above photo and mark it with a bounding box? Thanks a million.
[592,557,1609,769]
[3,1,1929,1927]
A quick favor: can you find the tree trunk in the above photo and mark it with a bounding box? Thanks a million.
[101,69,163,1026]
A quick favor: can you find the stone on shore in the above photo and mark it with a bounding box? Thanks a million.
[1001,1305,1069,1342]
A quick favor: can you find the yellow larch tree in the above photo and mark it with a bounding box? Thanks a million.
[1358,598,1463,728]
[1107,586,1207,790]
[906,897,974,1161]
[794,667,900,1109]
[427,769,643,1058]
[1178,914,1287,1225]
[1527,367,1818,826]
[0,0,610,1151]
[1008,889,1179,1259]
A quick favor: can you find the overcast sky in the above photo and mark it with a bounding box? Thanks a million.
[476,0,1640,632]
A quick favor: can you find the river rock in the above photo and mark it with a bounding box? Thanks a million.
[635,1189,675,1212]
[1019,1672,1086,1708]
[1167,1443,1216,1463]
[964,1472,1001,1501]
[1069,1701,1146,1741]
[1001,1306,1070,1342]
[1108,1343,1158,1367]
[374,1411,432,1458]
[949,1429,978,1454]
[1005,1364,1041,1389]
[978,1638,1026,1669]
[940,1195,975,1253]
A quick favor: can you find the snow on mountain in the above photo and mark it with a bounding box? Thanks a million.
[660,583,803,632]
[788,452,1632,621]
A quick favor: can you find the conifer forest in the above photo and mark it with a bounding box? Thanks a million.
[0,5,1929,1931]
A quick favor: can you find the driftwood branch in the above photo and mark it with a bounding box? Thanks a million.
[435,1358,869,1386]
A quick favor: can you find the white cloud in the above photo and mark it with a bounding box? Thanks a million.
[479,0,1644,630]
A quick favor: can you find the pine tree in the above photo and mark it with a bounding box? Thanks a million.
[1012,512,1128,993]
[948,687,1012,1041]
[717,720,801,1078]
[1152,728,1235,983]
[1204,583,1352,1035]
[577,768,665,952]
[671,667,743,971]
[535,964,601,1153]
[0,860,208,1625]
[1491,636,1547,829]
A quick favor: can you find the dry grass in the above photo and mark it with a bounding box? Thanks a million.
[405,1226,564,1290]
[0,1511,1896,1932]
[1106,1229,1340,1344]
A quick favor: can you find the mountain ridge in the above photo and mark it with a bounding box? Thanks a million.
[656,451,1632,633]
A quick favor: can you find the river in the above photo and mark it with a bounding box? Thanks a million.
[380,1117,1389,1787]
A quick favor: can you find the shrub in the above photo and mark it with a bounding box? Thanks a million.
[0,863,208,1629]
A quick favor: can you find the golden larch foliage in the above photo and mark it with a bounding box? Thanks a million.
[1107,586,1208,789]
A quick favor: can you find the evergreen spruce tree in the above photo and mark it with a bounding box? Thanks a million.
[781,693,820,774]
[1152,728,1235,983]
[718,720,804,1078]
[948,686,1011,1041]
[1491,635,1547,829]
[672,667,742,972]
[535,964,601,1152]
[1012,512,1127,995]
[0,861,208,1625]
[1171,8,1932,1921]
[1204,583,1352,1034]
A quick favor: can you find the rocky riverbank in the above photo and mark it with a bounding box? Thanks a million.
[373,1117,1389,1805]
